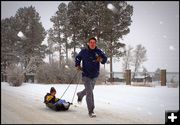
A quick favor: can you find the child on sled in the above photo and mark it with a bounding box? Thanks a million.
[44,87,71,111]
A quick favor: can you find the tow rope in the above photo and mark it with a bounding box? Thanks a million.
[59,70,81,105]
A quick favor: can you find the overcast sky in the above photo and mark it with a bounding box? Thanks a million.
[1,1,179,72]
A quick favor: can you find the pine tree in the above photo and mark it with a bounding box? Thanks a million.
[15,6,47,69]
[50,3,70,65]
[1,17,20,76]
[47,28,56,64]
[67,1,87,57]
[96,1,133,80]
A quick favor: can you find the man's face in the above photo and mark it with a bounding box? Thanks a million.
[88,39,96,49]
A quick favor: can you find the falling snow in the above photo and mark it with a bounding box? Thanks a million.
[107,3,117,13]
[169,45,175,51]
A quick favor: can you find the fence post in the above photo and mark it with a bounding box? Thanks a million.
[125,70,131,85]
[160,69,166,86]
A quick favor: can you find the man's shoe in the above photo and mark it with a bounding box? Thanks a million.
[77,97,82,103]
[77,93,82,103]
[89,112,96,118]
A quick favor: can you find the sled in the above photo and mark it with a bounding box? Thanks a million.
[45,102,71,111]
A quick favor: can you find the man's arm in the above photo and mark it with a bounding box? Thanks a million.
[75,49,84,70]
[96,49,107,64]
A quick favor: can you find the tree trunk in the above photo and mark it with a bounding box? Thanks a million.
[109,39,113,82]
[49,52,52,64]
[59,43,62,68]
[49,54,51,64]
[51,53,53,64]
[65,37,68,64]
[110,54,113,82]
[73,33,76,59]
[97,22,100,42]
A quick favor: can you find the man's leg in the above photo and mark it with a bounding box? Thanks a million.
[90,77,96,113]
[77,84,86,102]
[83,77,97,115]
[77,90,86,102]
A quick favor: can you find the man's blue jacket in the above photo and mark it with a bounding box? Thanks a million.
[75,47,107,78]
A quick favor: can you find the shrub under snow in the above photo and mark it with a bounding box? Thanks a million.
[6,65,24,86]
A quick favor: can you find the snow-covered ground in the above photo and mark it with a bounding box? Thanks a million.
[1,82,179,124]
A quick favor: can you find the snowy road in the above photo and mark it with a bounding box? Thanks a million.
[1,87,136,124]
[1,88,137,124]
[1,82,179,124]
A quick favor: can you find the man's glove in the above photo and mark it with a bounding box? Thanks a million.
[77,65,83,71]
[96,56,103,62]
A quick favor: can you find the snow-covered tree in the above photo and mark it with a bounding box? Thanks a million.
[1,6,47,82]
[14,6,47,69]
[101,1,133,80]
[122,45,134,72]
[132,44,147,79]
[1,17,20,74]
[142,66,148,76]
[50,3,70,65]
[142,66,149,83]
[67,1,83,58]
[153,68,160,81]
